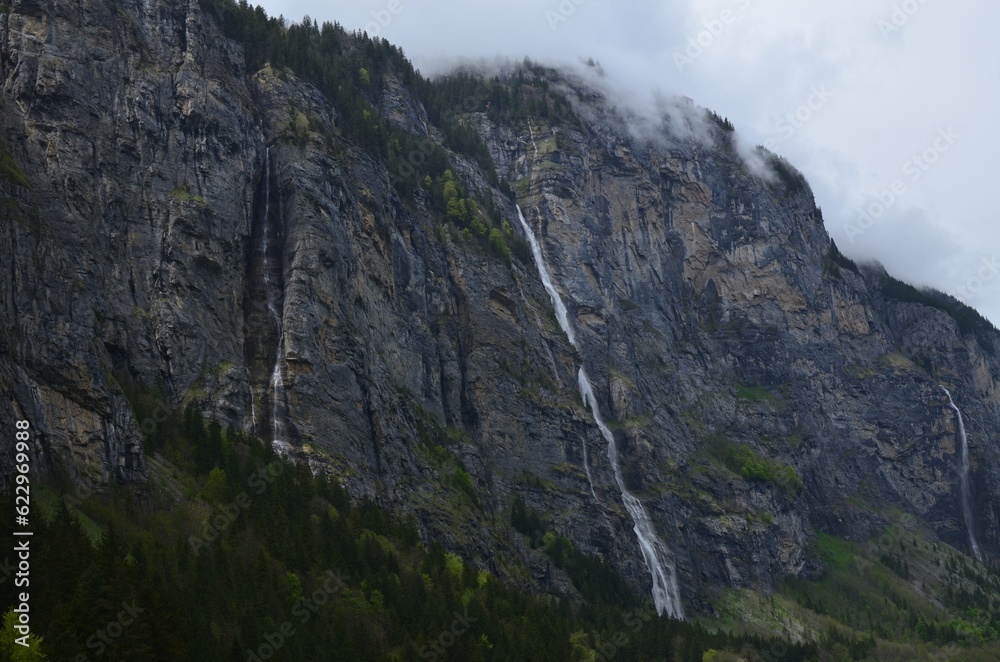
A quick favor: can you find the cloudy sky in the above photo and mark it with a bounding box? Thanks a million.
[255,0,1000,326]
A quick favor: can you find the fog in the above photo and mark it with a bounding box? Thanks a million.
[255,0,1000,327]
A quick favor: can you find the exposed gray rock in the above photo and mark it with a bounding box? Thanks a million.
[2,0,998,617]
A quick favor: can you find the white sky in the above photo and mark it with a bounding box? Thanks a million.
[255,0,1000,327]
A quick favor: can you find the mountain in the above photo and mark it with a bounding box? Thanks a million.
[2,0,1000,658]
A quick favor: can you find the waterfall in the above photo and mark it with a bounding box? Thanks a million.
[515,203,683,618]
[246,366,258,431]
[577,368,685,617]
[941,387,981,561]
[261,149,291,456]
[515,205,589,495]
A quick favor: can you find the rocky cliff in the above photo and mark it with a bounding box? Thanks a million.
[2,0,999,619]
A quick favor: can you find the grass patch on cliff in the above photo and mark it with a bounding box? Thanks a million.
[736,384,774,401]
[816,533,853,571]
[408,402,482,506]
[170,183,206,205]
[704,433,802,495]
[736,382,791,411]
[0,140,39,233]
[609,367,638,390]
[878,351,920,375]
[0,141,29,189]
[735,383,788,408]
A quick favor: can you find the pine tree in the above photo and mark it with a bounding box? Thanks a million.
[1,610,48,660]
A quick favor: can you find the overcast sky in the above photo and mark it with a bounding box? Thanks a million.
[255,0,1000,327]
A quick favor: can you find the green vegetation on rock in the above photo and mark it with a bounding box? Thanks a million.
[1,401,817,661]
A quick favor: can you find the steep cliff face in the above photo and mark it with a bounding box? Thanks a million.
[2,0,999,618]
[477,97,1000,606]
[1,0,263,487]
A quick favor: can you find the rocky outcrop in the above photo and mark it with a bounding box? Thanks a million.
[1,0,262,486]
[475,98,1000,607]
[2,0,999,617]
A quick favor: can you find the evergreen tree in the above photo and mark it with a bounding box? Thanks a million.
[1,609,48,660]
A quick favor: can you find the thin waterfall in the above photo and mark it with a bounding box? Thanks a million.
[515,205,590,496]
[515,200,683,618]
[578,368,684,618]
[520,123,587,488]
[941,387,981,561]
[246,366,257,431]
[261,148,291,456]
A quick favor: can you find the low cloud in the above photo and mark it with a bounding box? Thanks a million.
[254,0,1000,326]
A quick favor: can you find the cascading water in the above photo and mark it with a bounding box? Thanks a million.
[515,205,591,496]
[261,148,291,456]
[515,203,684,618]
[519,123,590,492]
[578,369,684,618]
[941,387,981,560]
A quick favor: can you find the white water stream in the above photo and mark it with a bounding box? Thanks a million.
[262,149,291,456]
[514,205,592,496]
[941,387,981,561]
[515,200,683,617]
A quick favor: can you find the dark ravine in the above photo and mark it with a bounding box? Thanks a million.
[2,0,1000,627]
